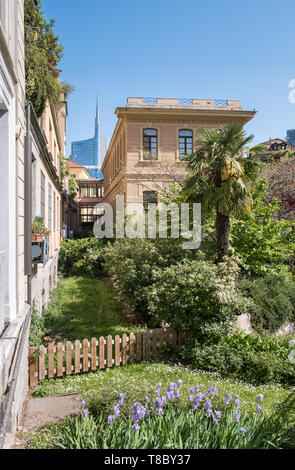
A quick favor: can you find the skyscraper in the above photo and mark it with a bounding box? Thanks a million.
[71,100,105,179]
[286,129,295,147]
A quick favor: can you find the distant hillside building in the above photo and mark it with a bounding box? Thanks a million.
[257,138,292,162]
[286,129,295,146]
[71,100,106,179]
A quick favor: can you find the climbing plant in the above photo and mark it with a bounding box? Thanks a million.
[25,0,70,116]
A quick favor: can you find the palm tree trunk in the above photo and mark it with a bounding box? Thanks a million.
[216,212,230,262]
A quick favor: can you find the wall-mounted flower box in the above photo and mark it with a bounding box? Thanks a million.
[32,234,45,242]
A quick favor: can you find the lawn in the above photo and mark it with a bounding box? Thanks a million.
[33,362,295,417]
[27,362,295,449]
[44,276,143,341]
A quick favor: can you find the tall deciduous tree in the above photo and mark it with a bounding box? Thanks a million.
[183,122,263,262]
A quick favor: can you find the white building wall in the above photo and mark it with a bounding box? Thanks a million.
[0,0,29,449]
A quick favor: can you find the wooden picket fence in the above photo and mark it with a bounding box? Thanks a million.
[29,327,183,387]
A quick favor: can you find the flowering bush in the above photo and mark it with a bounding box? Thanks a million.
[147,257,252,333]
[58,238,105,278]
[58,381,294,449]
[103,238,193,324]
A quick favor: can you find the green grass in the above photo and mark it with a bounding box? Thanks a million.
[44,276,143,341]
[33,362,295,418]
[26,362,295,449]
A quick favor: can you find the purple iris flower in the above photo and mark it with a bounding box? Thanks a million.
[257,405,263,414]
[82,408,88,417]
[107,415,113,424]
[215,411,222,420]
[235,400,240,409]
[257,394,263,402]
[132,423,140,432]
[158,408,164,416]
[240,427,246,434]
[81,400,86,408]
[178,379,183,388]
[234,413,240,423]
[206,408,212,418]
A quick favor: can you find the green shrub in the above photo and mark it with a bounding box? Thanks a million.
[58,238,105,278]
[230,180,295,275]
[238,271,295,333]
[29,307,45,348]
[147,257,252,333]
[179,333,295,385]
[103,238,192,324]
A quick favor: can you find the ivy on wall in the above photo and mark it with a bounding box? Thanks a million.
[25,0,73,116]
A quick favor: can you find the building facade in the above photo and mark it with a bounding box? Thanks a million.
[285,129,295,147]
[71,100,105,178]
[78,178,104,231]
[29,100,64,312]
[101,97,256,215]
[257,138,293,162]
[0,0,29,448]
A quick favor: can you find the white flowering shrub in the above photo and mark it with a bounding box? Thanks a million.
[103,238,193,324]
[147,257,252,333]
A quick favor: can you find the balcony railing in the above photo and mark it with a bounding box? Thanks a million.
[127,97,242,110]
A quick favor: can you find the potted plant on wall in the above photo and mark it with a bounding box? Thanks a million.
[32,216,49,241]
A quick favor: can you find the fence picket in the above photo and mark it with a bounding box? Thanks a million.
[91,338,97,371]
[122,334,127,364]
[152,329,158,356]
[107,335,112,368]
[99,337,105,369]
[66,341,72,375]
[39,345,46,381]
[29,347,37,387]
[115,335,120,366]
[74,340,80,374]
[57,343,63,377]
[146,330,151,359]
[129,333,135,363]
[48,343,54,379]
[83,339,89,372]
[136,332,142,361]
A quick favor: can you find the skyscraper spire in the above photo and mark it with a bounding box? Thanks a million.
[95,96,99,126]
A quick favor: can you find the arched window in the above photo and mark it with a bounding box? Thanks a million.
[143,129,158,159]
[179,129,193,159]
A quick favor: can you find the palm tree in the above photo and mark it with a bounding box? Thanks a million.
[182,122,264,262]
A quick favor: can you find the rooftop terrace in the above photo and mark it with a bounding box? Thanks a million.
[126,97,243,111]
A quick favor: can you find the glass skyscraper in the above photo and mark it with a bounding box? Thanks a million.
[286,129,295,147]
[71,100,105,179]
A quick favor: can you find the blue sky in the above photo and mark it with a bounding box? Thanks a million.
[43,0,295,156]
